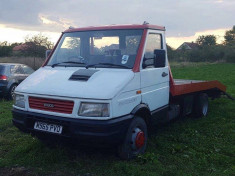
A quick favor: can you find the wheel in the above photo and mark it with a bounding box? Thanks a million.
[193,93,209,118]
[8,84,17,100]
[118,116,147,160]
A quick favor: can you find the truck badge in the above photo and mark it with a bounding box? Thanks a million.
[44,103,54,108]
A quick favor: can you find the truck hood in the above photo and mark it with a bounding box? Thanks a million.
[16,66,135,99]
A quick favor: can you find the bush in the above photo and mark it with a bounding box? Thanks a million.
[0,41,12,57]
[197,45,225,62]
[172,45,229,63]
[224,46,235,63]
[0,45,12,57]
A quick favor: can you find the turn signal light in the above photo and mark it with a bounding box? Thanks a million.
[0,75,7,80]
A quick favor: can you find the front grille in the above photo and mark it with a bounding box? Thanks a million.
[28,96,74,114]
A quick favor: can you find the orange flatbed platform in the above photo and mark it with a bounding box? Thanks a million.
[168,66,227,97]
[170,79,226,96]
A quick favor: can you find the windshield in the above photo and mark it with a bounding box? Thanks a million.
[47,29,143,68]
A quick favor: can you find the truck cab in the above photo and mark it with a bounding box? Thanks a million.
[12,24,228,159]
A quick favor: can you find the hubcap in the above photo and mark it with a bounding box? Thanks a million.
[202,100,208,116]
[11,86,16,99]
[131,128,145,150]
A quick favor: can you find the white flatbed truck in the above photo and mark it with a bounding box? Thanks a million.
[12,24,232,159]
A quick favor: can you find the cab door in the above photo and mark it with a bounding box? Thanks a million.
[140,30,169,111]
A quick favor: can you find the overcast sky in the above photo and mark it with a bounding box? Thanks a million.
[0,0,234,48]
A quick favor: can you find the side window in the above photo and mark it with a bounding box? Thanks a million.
[143,33,164,69]
[10,65,16,74]
[22,65,34,74]
[11,65,24,74]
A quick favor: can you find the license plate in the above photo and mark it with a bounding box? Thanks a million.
[34,121,63,134]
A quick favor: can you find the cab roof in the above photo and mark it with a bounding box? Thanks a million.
[64,24,165,33]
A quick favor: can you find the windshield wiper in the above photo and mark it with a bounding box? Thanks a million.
[86,63,130,69]
[51,61,85,68]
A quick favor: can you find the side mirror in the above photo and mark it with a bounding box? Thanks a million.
[142,49,166,68]
[154,49,166,68]
[45,50,51,59]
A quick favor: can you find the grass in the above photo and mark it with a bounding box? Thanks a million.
[0,63,235,176]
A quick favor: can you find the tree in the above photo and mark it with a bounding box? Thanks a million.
[166,44,175,61]
[25,33,54,49]
[224,26,235,46]
[10,42,22,48]
[0,41,12,57]
[24,34,54,58]
[196,35,217,47]
[23,34,54,69]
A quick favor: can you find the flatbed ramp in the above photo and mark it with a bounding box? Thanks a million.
[170,79,227,97]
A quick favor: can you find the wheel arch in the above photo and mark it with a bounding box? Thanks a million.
[131,104,151,125]
[7,81,18,90]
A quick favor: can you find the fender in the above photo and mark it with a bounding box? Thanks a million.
[131,103,150,115]
[131,104,151,124]
[7,79,18,90]
[131,104,169,126]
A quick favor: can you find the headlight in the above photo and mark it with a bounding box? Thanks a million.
[14,94,25,108]
[78,102,109,117]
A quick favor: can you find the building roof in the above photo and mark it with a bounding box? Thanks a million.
[12,44,29,51]
[184,42,199,49]
[64,24,165,33]
[177,42,199,50]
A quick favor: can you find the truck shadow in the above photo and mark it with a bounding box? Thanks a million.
[148,115,188,136]
[37,134,119,160]
[36,116,190,160]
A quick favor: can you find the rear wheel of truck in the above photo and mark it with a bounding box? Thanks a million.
[118,116,147,160]
[193,93,209,118]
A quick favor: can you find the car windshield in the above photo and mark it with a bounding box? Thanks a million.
[47,29,143,69]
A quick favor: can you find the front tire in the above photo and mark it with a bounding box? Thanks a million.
[118,116,147,160]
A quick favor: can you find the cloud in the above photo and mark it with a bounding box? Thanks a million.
[0,0,234,37]
[39,15,75,31]
[0,0,43,26]
[166,28,229,49]
[0,25,60,44]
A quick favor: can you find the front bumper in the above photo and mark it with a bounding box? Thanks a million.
[12,108,132,144]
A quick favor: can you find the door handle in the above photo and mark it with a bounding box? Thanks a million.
[162,72,168,77]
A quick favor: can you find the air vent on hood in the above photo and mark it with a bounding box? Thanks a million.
[69,69,99,81]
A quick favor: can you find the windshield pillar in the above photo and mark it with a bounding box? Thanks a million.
[132,29,148,73]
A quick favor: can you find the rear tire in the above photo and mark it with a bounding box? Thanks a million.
[7,84,17,100]
[118,116,147,160]
[193,93,209,118]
